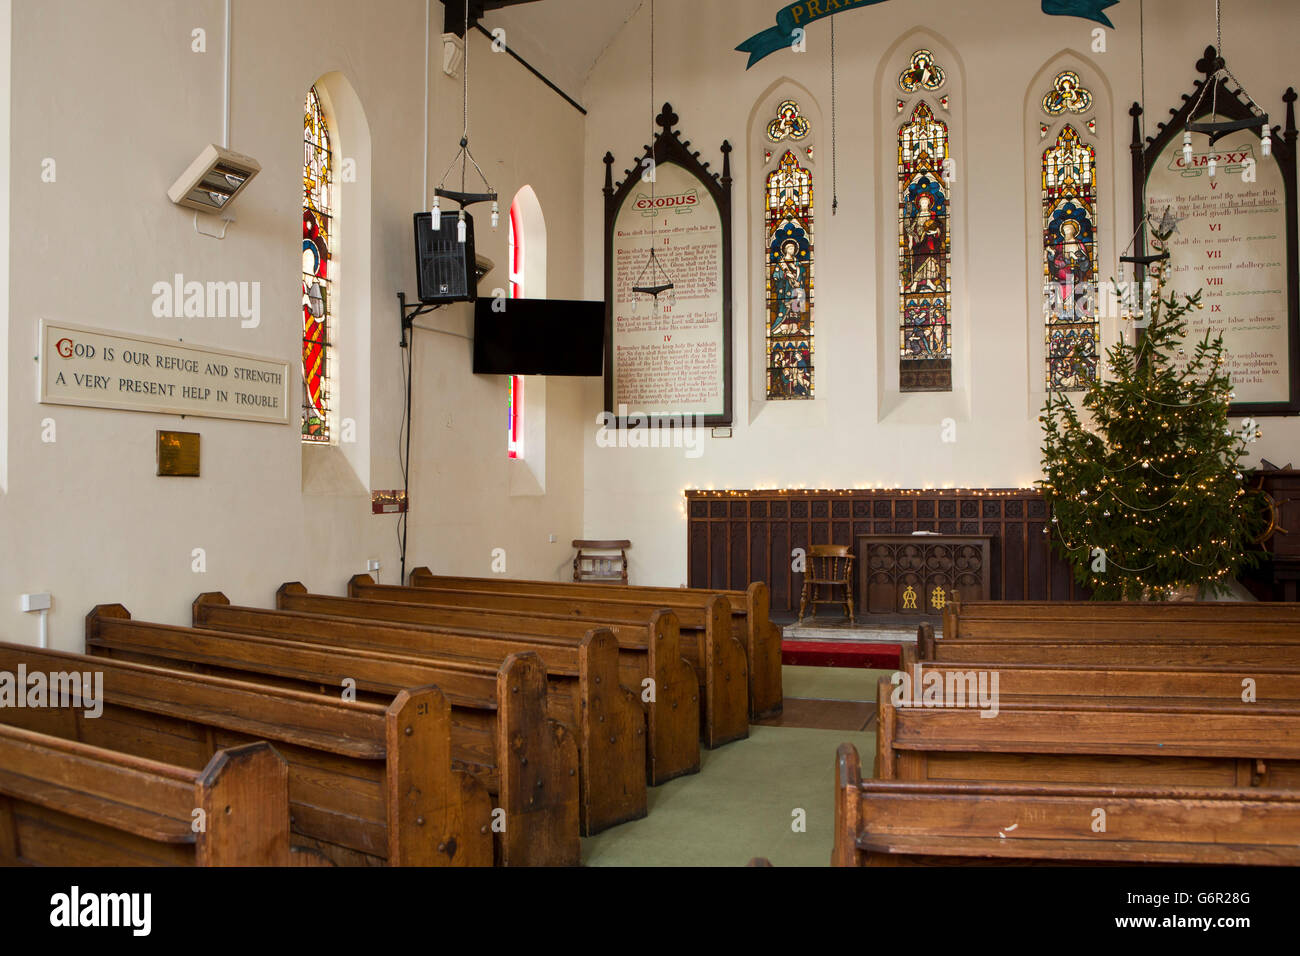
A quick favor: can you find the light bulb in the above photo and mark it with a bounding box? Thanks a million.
[1262,128,1272,157]
[491,200,500,229]
[1182,129,1193,162]
[1208,156,1217,177]
[457,214,467,244]
[431,196,441,229]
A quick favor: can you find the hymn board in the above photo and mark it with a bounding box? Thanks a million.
[603,104,734,428]
[1132,47,1299,416]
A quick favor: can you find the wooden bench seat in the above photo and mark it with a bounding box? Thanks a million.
[191,591,646,834]
[899,643,1300,702]
[406,568,783,720]
[0,724,290,867]
[944,597,1300,640]
[85,606,578,865]
[917,623,1300,668]
[0,641,490,866]
[284,579,746,750]
[875,675,1300,789]
[262,585,699,782]
[834,743,1300,866]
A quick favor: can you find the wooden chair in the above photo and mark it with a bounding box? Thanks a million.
[572,540,631,584]
[797,544,855,624]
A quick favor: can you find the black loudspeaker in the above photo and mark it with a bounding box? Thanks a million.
[413,210,476,303]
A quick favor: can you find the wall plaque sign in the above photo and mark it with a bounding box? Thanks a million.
[1131,48,1298,415]
[156,430,200,477]
[603,104,734,427]
[39,320,291,425]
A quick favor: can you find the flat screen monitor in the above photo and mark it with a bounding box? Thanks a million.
[473,298,605,376]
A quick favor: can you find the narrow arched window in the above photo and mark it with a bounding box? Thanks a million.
[898,95,952,392]
[763,101,815,400]
[1042,116,1100,391]
[507,196,524,458]
[302,85,333,442]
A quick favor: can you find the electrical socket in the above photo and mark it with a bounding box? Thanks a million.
[21,592,52,612]
[548,534,557,543]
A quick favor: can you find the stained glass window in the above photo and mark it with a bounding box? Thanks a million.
[1042,124,1099,390]
[898,101,952,392]
[302,86,332,442]
[507,198,523,458]
[765,147,814,399]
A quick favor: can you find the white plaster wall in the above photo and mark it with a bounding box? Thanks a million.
[580,0,1300,586]
[0,0,590,648]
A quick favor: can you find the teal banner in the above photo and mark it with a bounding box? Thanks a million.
[736,0,1119,69]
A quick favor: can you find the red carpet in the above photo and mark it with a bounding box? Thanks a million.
[781,640,901,670]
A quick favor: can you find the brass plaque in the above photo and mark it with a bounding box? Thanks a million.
[157,430,200,477]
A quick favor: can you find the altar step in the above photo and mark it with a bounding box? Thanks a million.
[778,616,936,670]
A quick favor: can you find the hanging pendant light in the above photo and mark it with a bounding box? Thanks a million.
[433,0,499,245]
[631,0,675,310]
[1183,1,1269,162]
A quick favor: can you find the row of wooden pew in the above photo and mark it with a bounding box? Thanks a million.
[834,596,1300,866]
[1,570,782,866]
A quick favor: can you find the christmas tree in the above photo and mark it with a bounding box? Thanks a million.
[1037,239,1261,600]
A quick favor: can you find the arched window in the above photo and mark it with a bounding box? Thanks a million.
[1041,74,1100,391]
[507,197,524,458]
[897,90,952,393]
[763,100,815,400]
[302,86,333,442]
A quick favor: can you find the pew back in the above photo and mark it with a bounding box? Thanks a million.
[0,639,491,866]
[0,726,290,867]
[389,570,783,720]
[834,743,1300,866]
[84,607,577,866]
[191,593,647,834]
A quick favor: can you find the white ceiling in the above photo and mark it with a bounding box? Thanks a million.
[485,0,644,106]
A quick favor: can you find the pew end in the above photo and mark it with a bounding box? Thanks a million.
[874,676,896,780]
[577,627,648,834]
[702,595,750,749]
[84,604,131,652]
[833,743,865,867]
[192,591,231,623]
[917,622,936,661]
[195,741,292,866]
[385,685,494,866]
[496,651,582,866]
[348,573,377,598]
[646,609,702,784]
[745,581,783,720]
[276,582,310,608]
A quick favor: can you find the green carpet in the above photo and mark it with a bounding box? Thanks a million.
[581,666,892,867]
[782,664,894,701]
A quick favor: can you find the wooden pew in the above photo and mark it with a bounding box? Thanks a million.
[899,643,1300,703]
[0,640,491,866]
[0,725,290,867]
[917,622,1300,668]
[874,675,1300,789]
[405,568,783,720]
[191,591,647,833]
[85,606,579,866]
[283,579,746,750]
[943,595,1300,641]
[834,743,1300,866]
[252,586,699,783]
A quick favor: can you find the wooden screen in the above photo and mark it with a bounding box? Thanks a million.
[686,488,1088,614]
